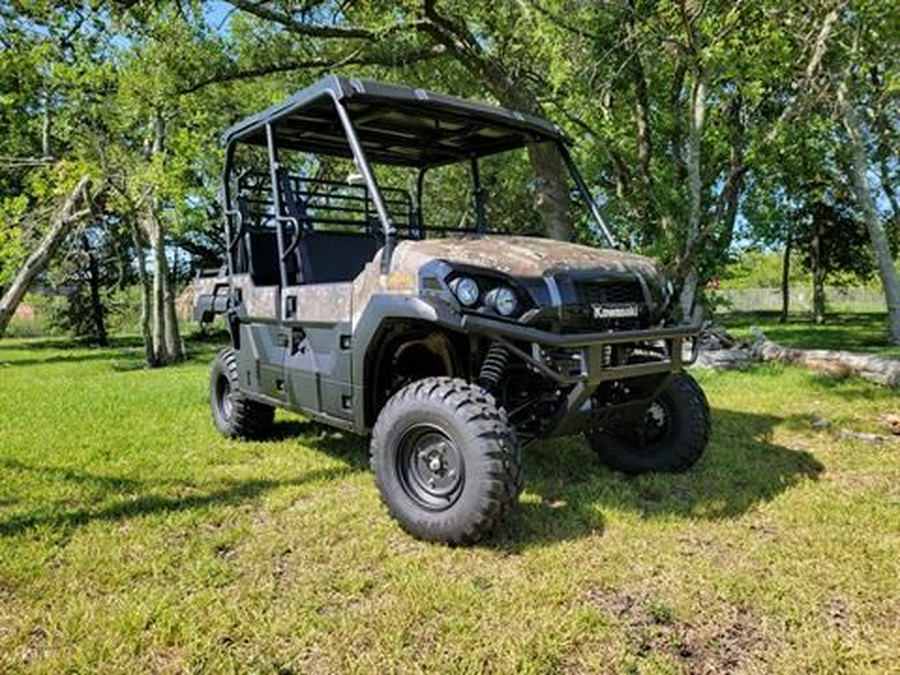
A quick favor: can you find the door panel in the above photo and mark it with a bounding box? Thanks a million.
[282,283,354,421]
[235,323,287,402]
[231,275,287,403]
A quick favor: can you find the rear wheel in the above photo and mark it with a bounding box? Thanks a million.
[586,371,710,474]
[370,377,521,545]
[210,348,274,439]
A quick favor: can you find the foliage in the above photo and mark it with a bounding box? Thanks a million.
[1,0,898,342]
[720,250,808,290]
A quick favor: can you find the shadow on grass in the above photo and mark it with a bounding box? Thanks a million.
[0,335,145,351]
[0,460,355,538]
[802,371,900,402]
[1,350,137,368]
[267,419,370,471]
[0,410,822,549]
[272,410,821,551]
[1,331,226,369]
[486,407,823,551]
[0,418,367,540]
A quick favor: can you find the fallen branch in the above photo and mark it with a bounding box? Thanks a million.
[750,327,900,387]
[837,428,889,444]
[0,175,98,337]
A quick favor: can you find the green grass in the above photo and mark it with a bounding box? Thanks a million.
[1,334,898,673]
[721,311,900,359]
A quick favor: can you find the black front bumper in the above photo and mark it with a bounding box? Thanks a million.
[461,313,703,437]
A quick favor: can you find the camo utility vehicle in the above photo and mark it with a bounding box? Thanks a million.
[195,76,709,544]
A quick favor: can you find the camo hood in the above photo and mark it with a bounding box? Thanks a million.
[390,235,660,280]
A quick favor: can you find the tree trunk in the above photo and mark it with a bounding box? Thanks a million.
[141,106,183,364]
[780,232,792,323]
[129,217,156,367]
[41,91,53,160]
[163,239,183,361]
[82,233,108,347]
[626,0,654,227]
[526,141,572,241]
[752,328,900,387]
[419,2,572,241]
[0,175,93,337]
[810,219,826,324]
[146,207,171,365]
[679,69,706,320]
[837,79,900,345]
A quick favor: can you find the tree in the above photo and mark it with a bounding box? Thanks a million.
[796,198,872,323]
[0,1,114,338]
[5,0,898,349]
[836,72,900,342]
[773,0,900,343]
[201,0,575,240]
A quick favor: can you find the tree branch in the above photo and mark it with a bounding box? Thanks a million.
[522,0,603,42]
[764,3,843,143]
[177,44,446,95]
[226,0,427,43]
[674,163,747,278]
[226,0,377,38]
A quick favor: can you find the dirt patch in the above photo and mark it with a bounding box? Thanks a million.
[18,624,49,665]
[823,596,852,634]
[746,516,781,543]
[585,589,769,673]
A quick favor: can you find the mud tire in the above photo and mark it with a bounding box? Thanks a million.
[586,372,710,475]
[370,377,522,545]
[210,348,274,439]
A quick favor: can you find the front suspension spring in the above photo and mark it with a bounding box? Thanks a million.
[478,341,509,391]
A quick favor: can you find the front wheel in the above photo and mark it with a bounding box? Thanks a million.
[370,377,522,545]
[586,372,710,475]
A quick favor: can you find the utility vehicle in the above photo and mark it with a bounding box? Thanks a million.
[195,76,709,544]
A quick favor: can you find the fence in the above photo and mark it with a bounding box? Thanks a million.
[715,287,884,313]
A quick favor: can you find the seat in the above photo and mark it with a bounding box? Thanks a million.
[247,229,281,286]
[298,232,381,284]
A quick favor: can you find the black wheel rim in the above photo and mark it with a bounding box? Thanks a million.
[216,374,234,422]
[601,395,675,451]
[396,424,465,510]
[635,398,674,449]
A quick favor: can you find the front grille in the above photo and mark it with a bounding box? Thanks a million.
[575,280,644,305]
[559,278,648,332]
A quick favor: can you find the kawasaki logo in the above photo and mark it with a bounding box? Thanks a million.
[592,304,640,319]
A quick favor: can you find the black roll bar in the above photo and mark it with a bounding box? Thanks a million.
[559,143,620,249]
[265,123,290,296]
[330,95,396,273]
[471,156,486,234]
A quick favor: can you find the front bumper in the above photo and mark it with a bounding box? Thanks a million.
[461,313,703,437]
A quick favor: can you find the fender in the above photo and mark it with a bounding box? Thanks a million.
[350,293,465,431]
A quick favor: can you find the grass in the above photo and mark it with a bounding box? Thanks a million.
[721,311,900,359]
[0,330,898,673]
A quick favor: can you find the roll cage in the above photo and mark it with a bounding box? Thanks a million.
[221,75,617,285]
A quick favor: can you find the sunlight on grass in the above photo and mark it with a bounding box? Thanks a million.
[1,334,898,673]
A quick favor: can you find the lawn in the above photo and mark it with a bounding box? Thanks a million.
[0,329,898,673]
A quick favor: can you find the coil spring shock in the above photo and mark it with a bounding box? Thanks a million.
[478,341,509,390]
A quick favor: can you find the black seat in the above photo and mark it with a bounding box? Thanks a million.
[298,232,381,284]
[247,229,281,286]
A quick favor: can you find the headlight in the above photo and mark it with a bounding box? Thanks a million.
[485,286,518,316]
[449,276,480,306]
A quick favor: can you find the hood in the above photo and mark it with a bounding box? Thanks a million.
[391,235,660,280]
